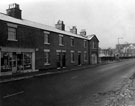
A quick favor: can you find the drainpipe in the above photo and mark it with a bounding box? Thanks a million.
[88,40,91,64]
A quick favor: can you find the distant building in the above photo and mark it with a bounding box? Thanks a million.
[99,48,116,62]
[99,48,115,57]
[0,3,99,76]
[116,43,135,57]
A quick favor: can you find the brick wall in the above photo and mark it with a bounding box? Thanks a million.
[0,20,99,71]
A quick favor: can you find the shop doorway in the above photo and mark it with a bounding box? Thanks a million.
[1,52,17,73]
[17,53,24,72]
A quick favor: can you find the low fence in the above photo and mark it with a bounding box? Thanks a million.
[100,56,135,63]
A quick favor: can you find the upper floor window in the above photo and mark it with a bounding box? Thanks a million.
[8,27,17,41]
[44,31,50,44]
[92,41,97,49]
[84,40,87,48]
[59,34,64,46]
[71,37,74,46]
[7,23,17,41]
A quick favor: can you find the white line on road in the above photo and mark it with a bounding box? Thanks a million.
[3,91,24,99]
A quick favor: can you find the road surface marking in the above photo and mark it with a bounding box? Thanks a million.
[3,91,24,99]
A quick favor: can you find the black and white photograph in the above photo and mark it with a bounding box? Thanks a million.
[1,0,135,105]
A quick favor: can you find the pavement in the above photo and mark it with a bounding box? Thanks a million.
[0,61,119,83]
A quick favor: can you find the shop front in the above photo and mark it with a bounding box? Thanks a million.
[0,47,35,76]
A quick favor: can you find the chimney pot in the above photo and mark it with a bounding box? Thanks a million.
[70,26,77,34]
[6,3,22,19]
[55,20,65,31]
[80,29,86,37]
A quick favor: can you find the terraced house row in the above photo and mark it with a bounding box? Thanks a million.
[0,3,99,76]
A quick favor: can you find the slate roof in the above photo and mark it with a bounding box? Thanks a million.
[0,12,90,40]
[87,34,95,40]
[87,34,99,41]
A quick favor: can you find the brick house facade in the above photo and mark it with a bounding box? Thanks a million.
[0,3,99,76]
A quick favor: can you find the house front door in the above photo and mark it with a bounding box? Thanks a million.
[56,52,61,68]
[78,53,81,65]
[62,52,66,67]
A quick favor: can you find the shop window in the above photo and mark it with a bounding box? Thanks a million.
[1,52,17,72]
[16,53,32,71]
[1,52,32,73]
[8,27,17,41]
[23,53,32,70]
[1,52,11,72]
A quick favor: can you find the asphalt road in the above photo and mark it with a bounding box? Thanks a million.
[1,59,135,106]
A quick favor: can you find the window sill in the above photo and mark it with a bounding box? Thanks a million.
[44,42,50,45]
[8,39,18,41]
[59,44,64,46]
[44,63,50,65]
[71,61,75,63]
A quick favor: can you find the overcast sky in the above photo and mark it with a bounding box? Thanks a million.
[0,0,135,48]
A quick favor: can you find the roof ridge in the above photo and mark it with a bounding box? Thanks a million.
[0,13,88,40]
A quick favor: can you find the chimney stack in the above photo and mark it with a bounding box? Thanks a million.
[80,29,86,37]
[70,26,77,34]
[6,3,22,19]
[55,20,65,31]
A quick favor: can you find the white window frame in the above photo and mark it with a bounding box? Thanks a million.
[59,34,64,46]
[44,31,50,44]
[92,41,96,49]
[84,40,87,48]
[71,37,74,46]
[8,27,17,41]
[71,50,75,63]
[44,49,50,65]
[84,51,88,61]
[7,23,17,41]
